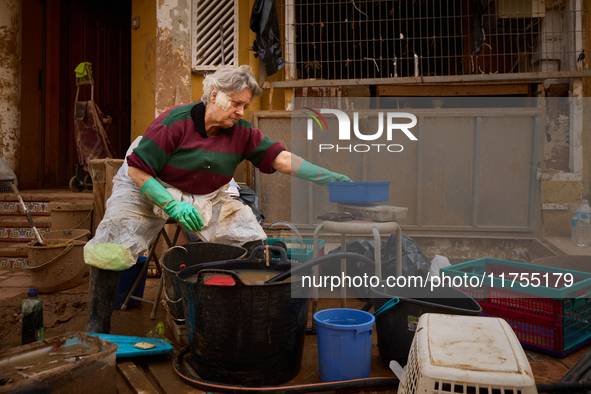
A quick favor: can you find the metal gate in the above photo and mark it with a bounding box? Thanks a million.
[251,106,543,235]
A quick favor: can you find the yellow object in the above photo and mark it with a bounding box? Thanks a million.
[83,242,135,271]
[75,62,92,80]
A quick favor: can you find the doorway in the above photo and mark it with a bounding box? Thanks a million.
[19,0,131,190]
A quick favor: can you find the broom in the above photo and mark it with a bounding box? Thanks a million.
[10,181,45,246]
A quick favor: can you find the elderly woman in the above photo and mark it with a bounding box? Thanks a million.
[83,65,351,333]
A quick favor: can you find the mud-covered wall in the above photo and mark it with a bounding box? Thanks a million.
[155,0,191,117]
[540,0,590,237]
[583,0,591,205]
[131,0,156,142]
[540,79,590,237]
[0,0,21,175]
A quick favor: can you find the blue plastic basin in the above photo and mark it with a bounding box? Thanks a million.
[327,181,390,203]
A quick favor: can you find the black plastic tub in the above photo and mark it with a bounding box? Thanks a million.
[177,246,310,386]
[161,242,246,320]
[372,283,482,366]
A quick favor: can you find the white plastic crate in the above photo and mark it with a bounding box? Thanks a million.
[398,314,538,394]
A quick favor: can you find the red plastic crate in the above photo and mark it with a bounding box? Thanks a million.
[440,258,591,357]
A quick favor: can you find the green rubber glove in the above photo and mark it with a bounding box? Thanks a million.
[296,160,352,186]
[140,178,204,232]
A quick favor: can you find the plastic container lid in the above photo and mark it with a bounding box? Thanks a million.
[575,199,591,214]
[205,277,236,286]
[413,314,536,389]
[28,288,38,297]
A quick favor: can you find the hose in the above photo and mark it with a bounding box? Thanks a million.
[537,381,591,393]
[173,346,399,394]
[560,347,591,382]
[265,252,376,284]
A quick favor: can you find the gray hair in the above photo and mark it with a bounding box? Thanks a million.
[201,65,263,105]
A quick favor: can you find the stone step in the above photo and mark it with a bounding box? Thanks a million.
[0,242,29,256]
[0,189,93,216]
[0,216,52,228]
[0,189,94,203]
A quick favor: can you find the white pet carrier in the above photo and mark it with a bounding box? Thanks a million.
[395,314,537,394]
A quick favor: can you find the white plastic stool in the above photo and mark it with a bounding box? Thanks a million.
[312,220,402,313]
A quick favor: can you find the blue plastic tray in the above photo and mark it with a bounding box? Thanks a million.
[327,181,390,203]
[85,333,173,358]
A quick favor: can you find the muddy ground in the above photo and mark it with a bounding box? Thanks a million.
[0,278,176,352]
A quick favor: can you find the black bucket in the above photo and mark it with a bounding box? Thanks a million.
[161,242,247,320]
[177,246,310,386]
[372,283,482,366]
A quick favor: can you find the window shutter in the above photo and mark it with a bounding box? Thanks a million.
[192,0,238,72]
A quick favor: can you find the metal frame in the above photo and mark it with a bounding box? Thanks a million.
[121,221,182,319]
[275,0,590,85]
[311,221,402,317]
[271,70,591,88]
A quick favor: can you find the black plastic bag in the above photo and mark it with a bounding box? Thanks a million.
[325,234,431,300]
[234,186,265,226]
[250,0,285,76]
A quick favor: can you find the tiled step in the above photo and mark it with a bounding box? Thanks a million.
[0,200,50,216]
[0,217,51,242]
[0,188,94,269]
[0,242,30,269]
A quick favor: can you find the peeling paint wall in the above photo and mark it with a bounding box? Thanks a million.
[155,0,191,117]
[540,78,589,237]
[543,108,570,171]
[131,0,157,141]
[583,92,591,202]
[0,0,21,175]
[582,0,591,203]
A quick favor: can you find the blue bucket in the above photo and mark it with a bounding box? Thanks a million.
[313,308,375,382]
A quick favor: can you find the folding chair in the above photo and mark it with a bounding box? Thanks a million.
[120,218,182,319]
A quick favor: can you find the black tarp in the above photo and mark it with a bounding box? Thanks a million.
[250,0,285,76]
[325,234,432,300]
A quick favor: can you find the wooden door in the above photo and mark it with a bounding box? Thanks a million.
[67,0,131,171]
[19,0,45,189]
[19,0,130,189]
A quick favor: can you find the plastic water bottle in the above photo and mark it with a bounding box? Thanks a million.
[21,288,43,345]
[572,200,591,247]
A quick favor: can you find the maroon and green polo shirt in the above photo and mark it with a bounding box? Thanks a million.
[126,102,285,195]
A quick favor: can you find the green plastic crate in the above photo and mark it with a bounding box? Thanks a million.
[266,238,325,263]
